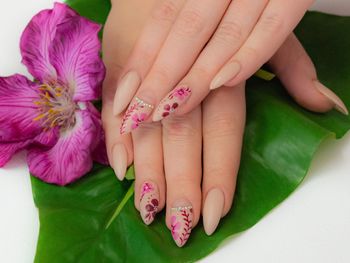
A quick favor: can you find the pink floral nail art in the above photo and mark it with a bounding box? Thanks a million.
[170,205,193,247]
[140,182,159,225]
[120,97,154,134]
[153,86,191,122]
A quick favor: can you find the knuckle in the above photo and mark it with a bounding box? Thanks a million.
[241,45,260,61]
[259,13,284,34]
[175,9,205,37]
[150,67,171,84]
[163,116,198,141]
[214,20,243,46]
[204,113,239,138]
[152,0,179,22]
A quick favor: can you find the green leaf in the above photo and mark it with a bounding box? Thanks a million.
[31,2,350,262]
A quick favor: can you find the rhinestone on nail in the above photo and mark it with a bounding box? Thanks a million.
[135,97,154,109]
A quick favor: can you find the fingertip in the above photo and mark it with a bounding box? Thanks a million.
[111,143,128,181]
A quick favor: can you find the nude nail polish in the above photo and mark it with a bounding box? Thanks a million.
[120,97,154,134]
[113,71,141,116]
[140,181,159,225]
[203,188,225,236]
[153,86,192,122]
[112,144,127,181]
[210,61,241,90]
[314,80,349,115]
[170,200,193,247]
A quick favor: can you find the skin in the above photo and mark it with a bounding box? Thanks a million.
[115,0,319,124]
[103,0,334,240]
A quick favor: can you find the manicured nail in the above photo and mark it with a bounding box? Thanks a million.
[210,61,241,90]
[120,97,154,134]
[203,188,225,236]
[113,71,141,116]
[112,144,127,181]
[140,181,159,225]
[170,200,193,247]
[314,80,349,115]
[153,86,192,122]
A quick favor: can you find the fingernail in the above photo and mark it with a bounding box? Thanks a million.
[111,144,127,181]
[203,188,225,236]
[120,97,154,134]
[153,86,192,122]
[314,80,349,115]
[170,200,193,247]
[140,181,159,225]
[210,61,241,90]
[113,71,141,116]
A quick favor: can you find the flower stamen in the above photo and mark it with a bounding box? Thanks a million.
[33,83,77,130]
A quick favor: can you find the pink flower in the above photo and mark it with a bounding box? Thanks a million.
[171,216,181,240]
[0,3,107,185]
[173,87,191,100]
[131,113,147,130]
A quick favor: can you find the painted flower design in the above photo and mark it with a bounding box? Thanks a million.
[141,182,154,200]
[0,3,107,185]
[173,87,191,100]
[131,113,147,130]
[162,103,179,118]
[171,215,181,241]
[144,198,159,222]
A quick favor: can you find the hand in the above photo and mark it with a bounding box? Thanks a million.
[111,0,348,135]
[102,0,347,247]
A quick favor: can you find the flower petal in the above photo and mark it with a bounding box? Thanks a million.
[27,110,100,185]
[0,128,58,167]
[0,74,43,142]
[49,15,105,101]
[20,3,77,83]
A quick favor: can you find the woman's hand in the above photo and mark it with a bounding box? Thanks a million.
[102,0,348,247]
[110,0,343,135]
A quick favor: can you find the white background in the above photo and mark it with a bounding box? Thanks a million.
[0,1,349,263]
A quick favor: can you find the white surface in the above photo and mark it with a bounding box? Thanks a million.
[0,1,349,263]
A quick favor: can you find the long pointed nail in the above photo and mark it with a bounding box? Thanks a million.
[153,86,192,122]
[203,188,225,236]
[112,144,127,181]
[113,71,141,116]
[210,61,241,90]
[314,81,349,115]
[170,200,193,247]
[140,181,159,225]
[120,97,154,134]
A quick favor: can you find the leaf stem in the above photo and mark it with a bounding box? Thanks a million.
[105,181,135,229]
[254,69,275,81]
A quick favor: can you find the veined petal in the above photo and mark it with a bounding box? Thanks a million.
[20,3,77,82]
[49,15,105,102]
[0,128,58,167]
[0,74,43,142]
[27,110,99,185]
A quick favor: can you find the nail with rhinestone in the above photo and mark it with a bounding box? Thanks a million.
[170,200,193,247]
[140,181,159,225]
[120,96,154,134]
[153,86,191,122]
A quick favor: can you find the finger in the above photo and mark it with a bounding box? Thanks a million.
[112,0,186,115]
[132,122,165,225]
[102,71,134,180]
[210,0,315,89]
[102,8,134,180]
[202,83,246,235]
[153,0,268,119]
[120,0,231,134]
[162,107,202,247]
[269,34,348,115]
